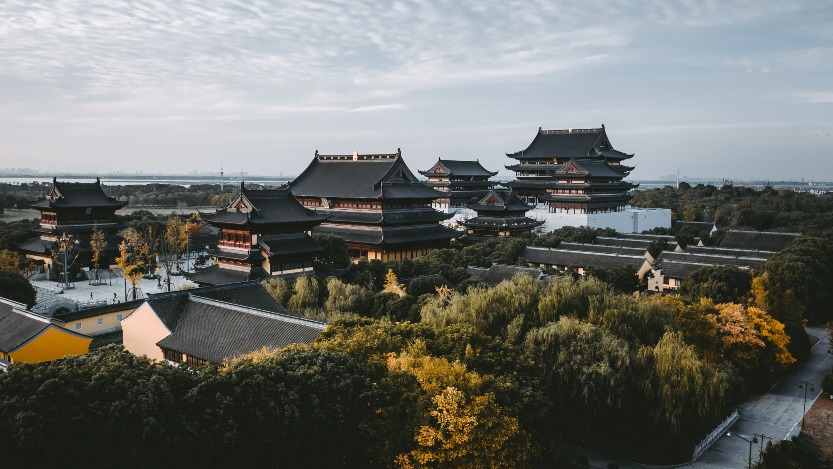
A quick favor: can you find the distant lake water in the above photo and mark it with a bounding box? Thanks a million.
[0,175,292,188]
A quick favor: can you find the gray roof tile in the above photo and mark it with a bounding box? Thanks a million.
[156,296,325,364]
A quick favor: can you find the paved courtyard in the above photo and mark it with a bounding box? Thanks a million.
[31,260,200,313]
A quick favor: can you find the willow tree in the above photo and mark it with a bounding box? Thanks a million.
[116,228,147,300]
[89,227,107,285]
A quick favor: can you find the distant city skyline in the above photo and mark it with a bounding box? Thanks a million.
[1,1,831,180]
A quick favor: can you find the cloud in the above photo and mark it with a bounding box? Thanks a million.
[789,92,833,104]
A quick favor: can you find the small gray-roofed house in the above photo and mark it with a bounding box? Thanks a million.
[148,280,287,332]
[465,264,545,287]
[122,281,318,365]
[719,230,800,252]
[521,246,651,280]
[156,296,325,365]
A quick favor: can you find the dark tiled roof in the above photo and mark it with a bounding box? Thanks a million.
[315,224,460,246]
[557,242,651,259]
[419,159,497,177]
[215,250,263,262]
[673,220,716,233]
[462,216,543,230]
[184,265,255,287]
[259,233,322,257]
[323,209,451,225]
[656,260,716,280]
[156,296,325,364]
[595,236,679,251]
[507,127,619,160]
[206,184,327,227]
[522,246,647,270]
[53,299,144,321]
[379,183,447,199]
[382,225,462,244]
[0,301,49,352]
[30,178,126,209]
[557,159,628,178]
[655,251,766,271]
[16,237,54,254]
[314,225,383,245]
[290,151,443,200]
[719,230,800,252]
[468,189,533,214]
[599,149,633,160]
[466,264,543,287]
[684,245,774,260]
[146,281,284,330]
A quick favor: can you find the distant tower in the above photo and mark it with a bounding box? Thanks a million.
[220,164,224,191]
[676,168,680,189]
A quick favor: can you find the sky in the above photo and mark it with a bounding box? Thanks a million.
[1,1,832,181]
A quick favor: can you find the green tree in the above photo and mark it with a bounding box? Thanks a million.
[585,264,641,294]
[313,233,351,268]
[679,265,753,304]
[288,275,320,312]
[0,271,36,307]
[262,277,291,306]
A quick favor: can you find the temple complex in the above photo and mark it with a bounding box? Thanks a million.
[18,178,126,270]
[505,126,670,233]
[187,183,326,286]
[461,189,543,240]
[290,150,460,261]
[418,159,498,212]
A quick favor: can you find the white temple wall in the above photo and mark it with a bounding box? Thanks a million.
[526,205,671,234]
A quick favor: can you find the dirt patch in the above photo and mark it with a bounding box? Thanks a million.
[802,393,833,459]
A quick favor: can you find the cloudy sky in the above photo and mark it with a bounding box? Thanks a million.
[1,1,831,181]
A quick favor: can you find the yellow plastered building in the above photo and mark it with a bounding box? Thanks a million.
[0,298,92,368]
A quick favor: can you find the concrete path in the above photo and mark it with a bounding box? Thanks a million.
[689,326,831,469]
[585,327,832,469]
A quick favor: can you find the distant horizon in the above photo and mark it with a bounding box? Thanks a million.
[1,170,830,186]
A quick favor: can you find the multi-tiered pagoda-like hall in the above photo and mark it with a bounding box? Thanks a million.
[187,183,327,286]
[18,178,126,270]
[290,150,460,261]
[506,126,670,233]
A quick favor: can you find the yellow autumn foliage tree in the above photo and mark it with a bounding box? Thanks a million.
[384,268,406,297]
[389,341,533,468]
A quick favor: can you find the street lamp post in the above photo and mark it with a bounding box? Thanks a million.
[798,380,816,428]
[727,432,764,469]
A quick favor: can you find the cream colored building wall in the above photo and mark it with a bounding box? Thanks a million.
[59,307,137,336]
[121,303,170,361]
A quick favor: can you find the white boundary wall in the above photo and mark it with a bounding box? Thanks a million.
[440,205,671,234]
[528,205,671,234]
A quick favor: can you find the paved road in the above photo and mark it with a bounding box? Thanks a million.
[585,326,832,469]
[689,326,831,469]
